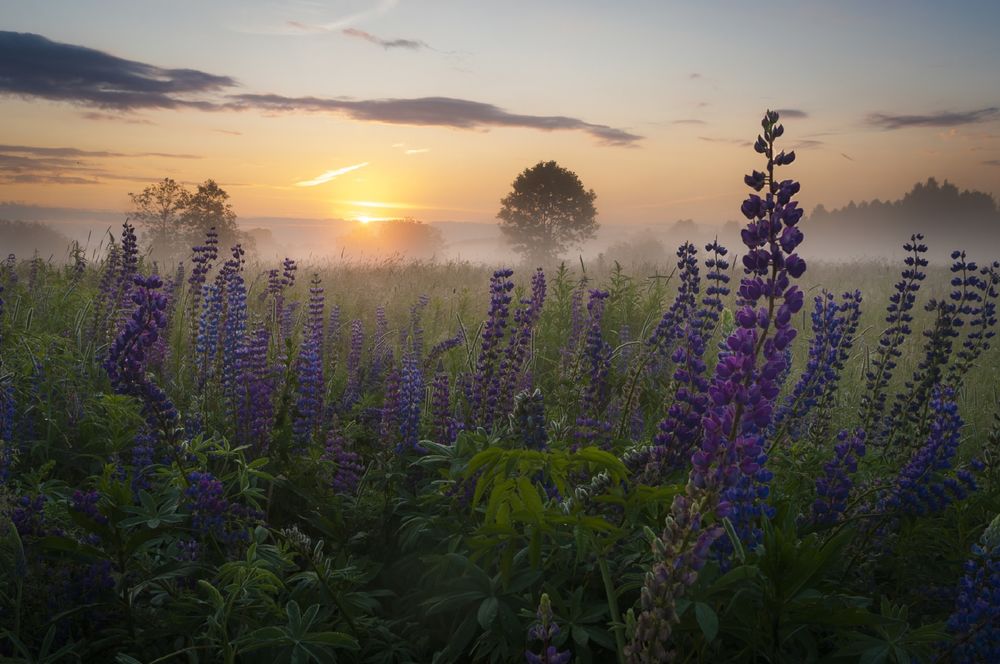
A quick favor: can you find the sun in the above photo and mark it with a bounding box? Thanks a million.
[356,215,372,224]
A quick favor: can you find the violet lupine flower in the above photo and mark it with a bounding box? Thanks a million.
[342,319,364,410]
[371,304,393,383]
[810,429,866,526]
[184,471,251,545]
[1,381,14,482]
[239,327,274,454]
[946,259,999,390]
[575,289,612,448]
[559,280,589,368]
[325,303,341,364]
[291,275,325,449]
[221,260,249,408]
[404,294,430,358]
[424,331,465,371]
[771,289,863,443]
[946,515,1000,663]
[860,235,928,430]
[430,370,459,445]
[647,243,701,360]
[104,275,179,438]
[324,431,364,495]
[396,351,425,455]
[195,283,222,388]
[880,387,976,516]
[379,367,402,451]
[187,227,219,340]
[466,268,515,429]
[525,593,571,664]
[628,110,807,663]
[500,268,547,401]
[70,489,109,526]
[12,493,48,539]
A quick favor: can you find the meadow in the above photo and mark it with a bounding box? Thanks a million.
[1,113,999,663]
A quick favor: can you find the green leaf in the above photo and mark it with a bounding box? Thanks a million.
[694,602,718,642]
[477,596,499,629]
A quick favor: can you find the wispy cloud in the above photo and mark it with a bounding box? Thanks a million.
[405,148,430,155]
[0,31,641,147]
[281,0,399,34]
[672,119,706,125]
[0,31,235,111]
[983,159,1000,167]
[80,111,155,125]
[866,107,999,130]
[0,144,200,159]
[0,145,179,185]
[698,136,752,147]
[841,152,854,161]
[775,109,808,119]
[295,162,370,187]
[232,94,642,146]
[342,28,427,50]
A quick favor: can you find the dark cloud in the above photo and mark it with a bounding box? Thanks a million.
[0,31,639,146]
[841,152,854,161]
[775,109,808,119]
[229,94,643,145]
[983,159,1000,167]
[81,111,156,125]
[0,144,200,159]
[689,73,702,79]
[867,107,999,130]
[342,28,427,50]
[0,31,235,110]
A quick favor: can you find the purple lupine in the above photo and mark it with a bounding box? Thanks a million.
[343,319,364,410]
[291,275,325,449]
[647,243,701,360]
[946,259,999,389]
[379,367,402,451]
[771,289,862,444]
[500,268,547,402]
[70,489,109,526]
[195,283,223,388]
[810,429,866,526]
[560,279,589,368]
[405,294,430,358]
[1,381,14,482]
[946,515,1000,663]
[104,274,179,439]
[575,289,612,448]
[466,268,515,429]
[880,387,976,516]
[628,110,807,663]
[184,471,251,545]
[240,327,274,454]
[861,235,928,429]
[396,351,425,455]
[525,593,571,664]
[430,370,459,445]
[371,304,393,383]
[12,493,48,539]
[187,227,219,341]
[221,260,249,408]
[424,331,465,371]
[325,303,341,364]
[324,431,364,495]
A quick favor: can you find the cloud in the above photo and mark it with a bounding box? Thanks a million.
[698,136,752,147]
[866,107,999,130]
[0,144,200,159]
[0,144,199,186]
[841,152,854,161]
[672,119,706,125]
[984,159,1000,167]
[80,111,155,125]
[277,0,400,34]
[404,148,430,154]
[231,94,643,146]
[775,109,808,119]
[295,162,370,187]
[0,31,235,111]
[1,31,640,147]
[342,28,428,50]
[689,73,702,79]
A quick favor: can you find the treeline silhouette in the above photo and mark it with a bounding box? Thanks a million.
[807,177,1000,259]
[0,219,73,261]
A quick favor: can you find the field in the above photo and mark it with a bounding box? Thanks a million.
[2,127,1000,663]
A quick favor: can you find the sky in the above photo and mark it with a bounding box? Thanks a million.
[1,0,999,229]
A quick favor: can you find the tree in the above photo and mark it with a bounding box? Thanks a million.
[128,178,190,260]
[497,161,598,263]
[182,179,239,248]
[129,178,241,261]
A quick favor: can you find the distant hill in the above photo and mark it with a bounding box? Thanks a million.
[0,219,73,261]
[806,178,1000,259]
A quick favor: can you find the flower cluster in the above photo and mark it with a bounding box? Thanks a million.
[184,471,256,546]
[431,370,460,445]
[512,388,549,451]
[946,515,1000,663]
[324,431,364,495]
[525,593,571,664]
[628,110,806,662]
[946,258,1000,389]
[466,268,515,428]
[343,319,364,410]
[292,275,325,449]
[396,351,425,455]
[810,429,866,526]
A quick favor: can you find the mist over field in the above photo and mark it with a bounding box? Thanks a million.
[3,2,1000,663]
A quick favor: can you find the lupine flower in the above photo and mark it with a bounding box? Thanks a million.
[239,327,274,454]
[810,429,866,526]
[70,489,109,526]
[575,289,613,448]
[187,227,219,341]
[195,282,223,388]
[946,514,1000,663]
[466,268,515,429]
[771,289,862,443]
[500,268,547,401]
[628,110,806,662]
[104,275,179,438]
[371,304,393,383]
[396,351,425,454]
[12,493,48,539]
[880,386,976,516]
[425,331,465,372]
[221,252,249,408]
[343,319,364,410]
[324,431,364,495]
[184,471,256,546]
[0,381,14,482]
[292,275,325,449]
[946,259,999,389]
[525,593,571,664]
[861,235,928,430]
[431,370,459,445]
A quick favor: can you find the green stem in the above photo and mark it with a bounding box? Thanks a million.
[597,549,626,664]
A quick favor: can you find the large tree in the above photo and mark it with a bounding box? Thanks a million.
[497,160,598,263]
[129,178,241,261]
